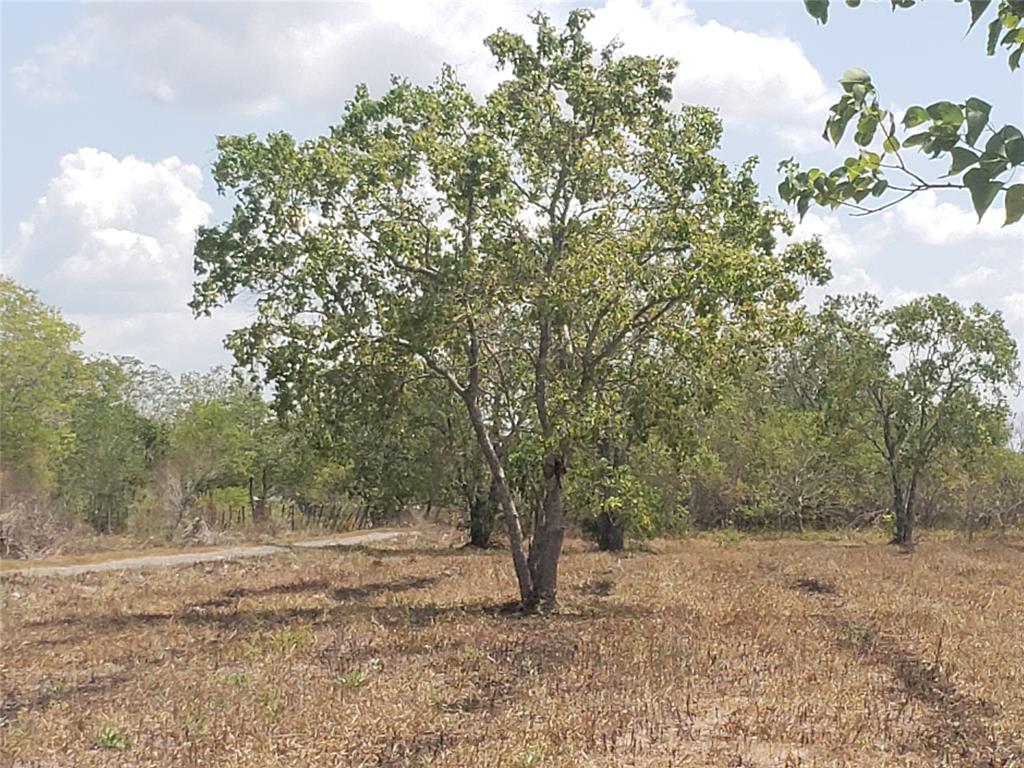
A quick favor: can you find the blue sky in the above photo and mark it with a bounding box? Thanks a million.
[2,0,1022,392]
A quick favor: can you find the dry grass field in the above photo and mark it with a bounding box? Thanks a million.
[2,532,1022,767]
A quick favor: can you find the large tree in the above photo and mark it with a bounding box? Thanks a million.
[812,294,1018,546]
[0,277,83,492]
[192,12,827,608]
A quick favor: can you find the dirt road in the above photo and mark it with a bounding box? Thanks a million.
[0,530,406,578]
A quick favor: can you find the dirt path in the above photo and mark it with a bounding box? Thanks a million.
[0,530,406,578]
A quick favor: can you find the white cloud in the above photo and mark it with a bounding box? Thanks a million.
[1002,291,1024,332]
[897,191,1019,245]
[950,265,997,291]
[11,18,103,103]
[788,211,861,264]
[1003,291,1024,321]
[2,148,227,371]
[996,255,1024,340]
[887,287,924,304]
[10,2,528,115]
[11,0,831,143]
[587,0,833,147]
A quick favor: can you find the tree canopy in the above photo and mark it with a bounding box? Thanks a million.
[0,277,83,491]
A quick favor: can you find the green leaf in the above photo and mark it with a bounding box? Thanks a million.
[854,114,879,146]
[804,0,830,23]
[903,106,929,128]
[839,67,872,89]
[902,132,930,148]
[860,150,882,168]
[946,147,980,175]
[979,152,1009,177]
[845,0,861,5]
[987,17,1001,54]
[825,110,855,145]
[1001,27,1023,44]
[1005,136,1024,165]
[964,168,1002,220]
[999,124,1024,143]
[984,131,1006,156]
[964,97,992,146]
[926,101,964,126]
[1005,184,1024,226]
[1010,47,1022,70]
[968,0,993,30]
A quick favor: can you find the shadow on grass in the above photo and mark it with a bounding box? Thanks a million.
[1,668,135,726]
[15,576,676,658]
[189,578,333,608]
[19,573,453,641]
[824,614,1022,762]
[332,576,440,601]
[791,576,836,595]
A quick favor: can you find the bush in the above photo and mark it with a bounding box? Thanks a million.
[0,494,74,558]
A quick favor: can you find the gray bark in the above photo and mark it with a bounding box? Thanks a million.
[527,450,567,608]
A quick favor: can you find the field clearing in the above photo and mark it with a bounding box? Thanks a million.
[2,534,1023,767]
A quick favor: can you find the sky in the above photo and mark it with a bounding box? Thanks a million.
[2,0,1022,392]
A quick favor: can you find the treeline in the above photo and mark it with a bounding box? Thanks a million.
[0,277,361,556]
[1,276,1021,557]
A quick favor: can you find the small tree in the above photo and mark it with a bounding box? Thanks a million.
[813,294,1018,546]
[193,12,827,608]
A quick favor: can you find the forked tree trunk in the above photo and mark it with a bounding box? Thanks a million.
[527,451,567,609]
[890,475,917,548]
[463,394,533,604]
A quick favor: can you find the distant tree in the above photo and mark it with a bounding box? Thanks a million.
[812,294,1018,546]
[162,382,262,525]
[783,0,1024,223]
[192,12,827,608]
[916,442,1024,533]
[685,382,886,531]
[59,358,160,532]
[116,357,184,423]
[570,322,805,549]
[328,367,470,526]
[0,277,83,491]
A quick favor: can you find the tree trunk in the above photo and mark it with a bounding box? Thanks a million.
[590,441,625,552]
[527,450,567,609]
[891,479,916,547]
[248,476,257,524]
[462,394,533,604]
[468,476,498,548]
[592,509,625,552]
[256,466,269,523]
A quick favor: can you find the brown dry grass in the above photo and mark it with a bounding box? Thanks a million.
[1,533,1022,767]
